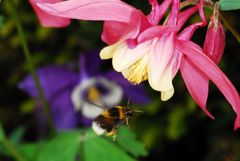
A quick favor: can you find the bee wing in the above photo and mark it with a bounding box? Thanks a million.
[83,99,107,110]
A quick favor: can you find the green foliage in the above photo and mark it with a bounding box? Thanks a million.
[37,130,82,161]
[220,0,240,10]
[84,129,135,161]
[19,143,42,161]
[9,127,25,146]
[0,126,25,156]
[116,126,148,157]
[14,128,147,161]
[166,106,187,140]
[0,15,5,28]
[0,122,4,141]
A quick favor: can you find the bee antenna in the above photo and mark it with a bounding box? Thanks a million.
[132,110,143,113]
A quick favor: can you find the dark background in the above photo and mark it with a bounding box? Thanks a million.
[0,0,240,161]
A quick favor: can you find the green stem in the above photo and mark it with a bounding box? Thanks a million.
[79,132,86,161]
[180,0,198,9]
[7,0,56,135]
[219,12,240,43]
[2,138,27,161]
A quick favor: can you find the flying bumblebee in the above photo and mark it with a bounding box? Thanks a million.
[88,101,142,140]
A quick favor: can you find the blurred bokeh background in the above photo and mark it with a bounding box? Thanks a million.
[0,0,240,161]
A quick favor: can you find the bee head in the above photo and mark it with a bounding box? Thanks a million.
[124,108,134,118]
[124,108,142,118]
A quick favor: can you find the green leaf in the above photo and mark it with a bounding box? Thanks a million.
[0,123,5,141]
[19,143,43,161]
[17,128,144,161]
[220,0,240,11]
[116,126,148,157]
[0,127,25,156]
[0,123,7,156]
[37,130,82,161]
[0,15,4,28]
[84,129,136,161]
[9,127,25,146]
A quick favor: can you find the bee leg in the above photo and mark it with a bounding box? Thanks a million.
[125,118,129,127]
[112,133,117,141]
[112,127,118,141]
[106,127,118,141]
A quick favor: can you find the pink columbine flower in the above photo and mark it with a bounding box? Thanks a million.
[203,2,225,64]
[29,0,70,27]
[36,0,240,129]
[100,0,202,101]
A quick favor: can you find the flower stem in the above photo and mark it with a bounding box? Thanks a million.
[7,0,56,135]
[180,0,198,9]
[2,137,27,161]
[219,12,240,43]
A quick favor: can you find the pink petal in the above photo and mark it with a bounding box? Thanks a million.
[137,26,174,44]
[177,0,207,40]
[177,5,198,31]
[101,11,149,45]
[180,56,214,119]
[177,10,214,119]
[147,0,173,25]
[178,24,200,40]
[198,0,207,27]
[235,116,240,130]
[172,50,182,78]
[29,0,70,27]
[166,0,180,26]
[177,40,240,129]
[147,0,160,25]
[37,0,137,22]
[203,21,225,64]
[203,3,225,64]
[101,21,138,45]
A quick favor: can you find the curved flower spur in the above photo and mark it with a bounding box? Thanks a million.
[33,0,240,129]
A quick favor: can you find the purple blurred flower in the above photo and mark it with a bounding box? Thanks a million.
[18,50,151,130]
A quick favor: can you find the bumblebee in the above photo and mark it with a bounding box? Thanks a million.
[91,105,142,140]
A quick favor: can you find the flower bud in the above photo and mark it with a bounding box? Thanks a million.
[203,2,225,64]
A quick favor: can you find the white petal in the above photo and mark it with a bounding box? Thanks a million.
[71,77,123,115]
[100,41,120,60]
[148,34,174,91]
[99,78,123,107]
[71,79,97,111]
[112,40,153,72]
[161,88,175,101]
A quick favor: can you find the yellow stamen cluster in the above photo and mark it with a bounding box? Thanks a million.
[122,54,149,84]
[87,87,100,102]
